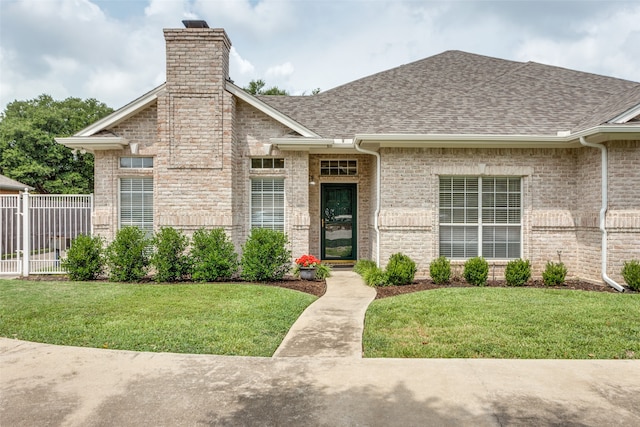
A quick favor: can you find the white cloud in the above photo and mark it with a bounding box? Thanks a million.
[266,62,294,79]
[1,0,638,111]
[514,5,640,81]
[230,47,255,75]
[193,0,296,35]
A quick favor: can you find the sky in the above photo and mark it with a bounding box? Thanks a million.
[1,0,639,111]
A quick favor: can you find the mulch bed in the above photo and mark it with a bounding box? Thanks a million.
[374,278,631,299]
[17,275,633,299]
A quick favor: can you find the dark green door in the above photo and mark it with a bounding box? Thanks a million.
[321,184,357,261]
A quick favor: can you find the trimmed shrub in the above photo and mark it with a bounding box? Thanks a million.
[363,266,388,287]
[385,252,417,286]
[105,226,150,282]
[191,228,238,281]
[150,227,191,282]
[315,263,332,280]
[61,234,104,281]
[504,258,531,287]
[241,228,291,281]
[622,260,640,291]
[429,256,451,285]
[464,256,489,286]
[354,259,377,275]
[542,261,567,286]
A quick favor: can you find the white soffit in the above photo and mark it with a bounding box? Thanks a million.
[55,136,129,153]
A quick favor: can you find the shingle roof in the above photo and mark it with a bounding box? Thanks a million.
[258,51,640,138]
[0,174,33,191]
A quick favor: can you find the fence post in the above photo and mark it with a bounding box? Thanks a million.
[21,189,30,277]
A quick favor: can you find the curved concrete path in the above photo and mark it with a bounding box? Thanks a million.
[273,270,376,358]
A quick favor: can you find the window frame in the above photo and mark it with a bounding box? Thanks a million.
[319,159,358,176]
[439,176,522,260]
[250,177,285,232]
[250,158,285,169]
[119,177,154,235]
[119,157,154,169]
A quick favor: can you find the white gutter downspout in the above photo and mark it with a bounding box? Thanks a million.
[579,136,625,292]
[354,139,381,266]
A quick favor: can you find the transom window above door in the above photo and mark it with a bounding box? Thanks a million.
[320,160,357,176]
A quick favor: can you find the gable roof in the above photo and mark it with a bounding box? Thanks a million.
[0,174,33,192]
[260,51,640,139]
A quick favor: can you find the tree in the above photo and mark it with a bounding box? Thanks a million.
[243,79,289,96]
[0,94,113,194]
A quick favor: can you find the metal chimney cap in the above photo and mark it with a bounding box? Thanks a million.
[182,20,209,28]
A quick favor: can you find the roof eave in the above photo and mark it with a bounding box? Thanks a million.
[273,126,640,152]
[74,85,165,137]
[608,102,640,124]
[55,136,129,153]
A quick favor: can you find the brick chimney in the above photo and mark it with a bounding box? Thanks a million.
[159,20,232,170]
[163,21,231,93]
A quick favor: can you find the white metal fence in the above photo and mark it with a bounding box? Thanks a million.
[0,191,92,276]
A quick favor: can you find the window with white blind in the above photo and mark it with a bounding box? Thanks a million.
[251,178,284,231]
[439,176,521,259]
[120,178,153,235]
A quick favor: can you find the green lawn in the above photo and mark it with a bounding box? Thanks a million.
[0,279,316,357]
[364,287,640,359]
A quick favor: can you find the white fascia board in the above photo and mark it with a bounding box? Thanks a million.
[55,136,129,153]
[225,82,320,138]
[608,102,640,124]
[354,126,640,149]
[74,84,165,137]
[271,138,335,151]
[354,133,578,148]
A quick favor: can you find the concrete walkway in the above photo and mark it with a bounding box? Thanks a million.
[2,272,640,426]
[273,270,376,358]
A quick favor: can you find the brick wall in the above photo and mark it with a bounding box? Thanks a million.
[375,145,639,283]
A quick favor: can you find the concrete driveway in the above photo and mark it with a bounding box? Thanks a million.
[2,271,639,426]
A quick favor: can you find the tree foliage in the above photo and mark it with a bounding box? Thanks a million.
[0,94,113,193]
[243,79,289,96]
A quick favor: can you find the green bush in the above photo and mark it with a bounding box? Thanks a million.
[191,228,238,281]
[385,252,417,286]
[429,256,451,285]
[464,257,489,286]
[150,227,191,282]
[315,263,332,280]
[241,228,291,281]
[354,259,377,275]
[363,266,388,287]
[504,258,531,287]
[105,226,150,282]
[622,260,640,291]
[542,261,567,286]
[61,234,104,281]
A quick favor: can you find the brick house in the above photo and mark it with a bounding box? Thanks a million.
[57,21,640,289]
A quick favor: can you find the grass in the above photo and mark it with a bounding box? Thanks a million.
[0,279,316,357]
[363,287,640,359]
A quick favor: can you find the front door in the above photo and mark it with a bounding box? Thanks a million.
[321,184,357,261]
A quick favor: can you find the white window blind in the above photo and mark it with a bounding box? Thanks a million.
[120,178,153,234]
[439,176,521,259]
[250,178,285,231]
